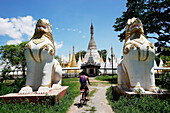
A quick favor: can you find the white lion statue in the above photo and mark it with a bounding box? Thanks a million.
[19,18,62,94]
[117,17,161,93]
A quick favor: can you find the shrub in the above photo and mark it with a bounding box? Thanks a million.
[95,75,117,84]
[0,77,80,113]
[0,77,26,96]
[106,86,170,113]
[157,71,170,90]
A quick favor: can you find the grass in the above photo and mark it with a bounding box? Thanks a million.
[106,86,170,113]
[89,88,98,97]
[95,75,117,84]
[85,106,96,113]
[0,77,80,113]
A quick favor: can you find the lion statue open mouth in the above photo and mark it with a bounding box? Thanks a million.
[117,17,162,93]
[19,18,62,94]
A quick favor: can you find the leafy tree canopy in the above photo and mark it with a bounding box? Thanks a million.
[75,49,110,62]
[75,50,86,62]
[113,0,170,53]
[98,49,110,62]
[0,42,28,77]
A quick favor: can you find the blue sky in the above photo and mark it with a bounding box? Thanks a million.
[0,0,128,62]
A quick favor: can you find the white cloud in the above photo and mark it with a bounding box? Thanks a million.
[54,41,63,50]
[82,35,86,38]
[67,28,82,33]
[7,40,22,45]
[67,28,71,31]
[61,55,69,62]
[0,16,36,45]
[56,28,59,30]
[79,30,82,33]
[72,29,77,32]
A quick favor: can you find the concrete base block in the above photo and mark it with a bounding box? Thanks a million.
[112,86,170,100]
[0,86,69,105]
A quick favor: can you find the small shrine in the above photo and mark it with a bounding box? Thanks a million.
[81,49,100,77]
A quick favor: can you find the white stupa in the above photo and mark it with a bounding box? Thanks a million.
[84,23,100,63]
[77,51,82,67]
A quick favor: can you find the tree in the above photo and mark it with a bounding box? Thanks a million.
[75,50,86,62]
[113,0,170,53]
[0,42,28,83]
[98,49,109,62]
[55,55,60,62]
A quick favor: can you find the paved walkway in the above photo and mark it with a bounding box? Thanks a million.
[67,78,114,113]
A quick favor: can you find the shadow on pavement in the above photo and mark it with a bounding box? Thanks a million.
[74,103,83,108]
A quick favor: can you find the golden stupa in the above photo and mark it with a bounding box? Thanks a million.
[67,46,80,73]
[100,52,104,62]
[81,55,85,62]
[66,52,71,67]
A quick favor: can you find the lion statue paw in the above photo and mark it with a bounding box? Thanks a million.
[151,87,163,93]
[52,84,61,90]
[37,86,50,94]
[130,87,145,94]
[19,86,33,94]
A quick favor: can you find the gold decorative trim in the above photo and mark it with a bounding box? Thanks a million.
[123,44,130,54]
[25,85,31,87]
[131,86,142,88]
[39,44,49,62]
[49,49,55,56]
[143,46,149,61]
[30,32,54,45]
[40,84,51,88]
[25,43,38,63]
[123,63,131,88]
[149,42,154,48]
[39,43,55,62]
[32,36,45,45]
[154,48,156,53]
[123,42,141,61]
[150,86,156,88]
[44,32,54,45]
[47,43,55,55]
[130,45,135,49]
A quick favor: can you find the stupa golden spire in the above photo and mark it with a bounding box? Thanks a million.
[111,46,113,56]
[70,45,78,67]
[81,55,85,62]
[66,52,71,67]
[100,52,104,62]
[79,51,81,58]
[67,46,80,73]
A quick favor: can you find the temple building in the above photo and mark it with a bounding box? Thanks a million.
[81,49,100,76]
[64,23,118,76]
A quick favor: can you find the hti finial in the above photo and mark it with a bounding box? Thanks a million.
[73,45,74,52]
[90,19,94,35]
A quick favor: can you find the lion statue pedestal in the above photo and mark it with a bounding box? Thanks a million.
[117,17,161,93]
[19,18,62,94]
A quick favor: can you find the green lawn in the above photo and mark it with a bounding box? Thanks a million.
[95,75,117,84]
[0,77,80,113]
